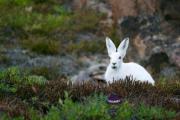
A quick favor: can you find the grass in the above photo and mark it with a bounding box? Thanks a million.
[1,93,177,120]
[23,38,61,55]
[66,40,106,54]
[0,67,179,119]
[0,66,47,87]
[0,54,10,65]
[30,66,59,79]
[0,0,105,55]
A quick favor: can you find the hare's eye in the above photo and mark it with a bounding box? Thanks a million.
[119,56,121,59]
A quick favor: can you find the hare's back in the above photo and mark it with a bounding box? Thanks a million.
[123,62,154,84]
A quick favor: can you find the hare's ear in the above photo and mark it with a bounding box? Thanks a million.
[117,37,129,57]
[106,37,116,57]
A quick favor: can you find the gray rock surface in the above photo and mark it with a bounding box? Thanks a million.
[72,63,107,83]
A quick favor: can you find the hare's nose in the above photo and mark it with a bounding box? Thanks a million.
[112,63,116,65]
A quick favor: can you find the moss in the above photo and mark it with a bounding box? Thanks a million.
[30,40,60,55]
[0,1,104,55]
[148,52,169,73]
[0,2,68,34]
[0,54,10,64]
[0,1,91,34]
[0,0,32,6]
[0,11,65,33]
[24,75,47,86]
[58,10,104,33]
[31,66,59,79]
[66,40,106,54]
[21,36,61,55]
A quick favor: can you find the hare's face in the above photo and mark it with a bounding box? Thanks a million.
[106,37,129,70]
[109,52,123,69]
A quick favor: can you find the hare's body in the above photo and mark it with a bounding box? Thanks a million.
[105,62,154,84]
[104,37,155,85]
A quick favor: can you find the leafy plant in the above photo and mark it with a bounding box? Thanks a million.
[115,101,134,120]
[43,106,60,120]
[136,103,176,120]
[0,67,47,86]
[25,75,47,86]
[0,83,17,93]
[3,67,21,83]
[66,40,105,54]
[2,0,32,6]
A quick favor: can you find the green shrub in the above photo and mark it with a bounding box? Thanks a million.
[82,94,110,120]
[3,67,21,83]
[30,40,60,55]
[25,75,47,86]
[66,40,105,54]
[0,69,178,120]
[115,101,134,120]
[0,54,10,64]
[22,38,61,55]
[0,0,31,6]
[136,103,176,120]
[0,83,17,94]
[37,94,177,120]
[30,66,59,79]
[43,106,61,120]
[42,93,111,120]
[0,4,67,33]
[58,10,104,33]
[0,67,47,86]
[14,0,32,6]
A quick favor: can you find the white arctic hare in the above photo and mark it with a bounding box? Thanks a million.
[104,37,155,85]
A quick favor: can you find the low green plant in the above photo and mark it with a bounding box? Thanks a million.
[0,0,32,6]
[115,101,134,120]
[1,115,24,120]
[42,93,111,120]
[30,66,59,79]
[136,103,176,120]
[0,5,67,33]
[0,92,177,120]
[22,37,61,55]
[29,40,60,55]
[3,66,21,83]
[0,83,17,93]
[42,106,60,120]
[58,10,104,33]
[0,54,10,64]
[25,75,47,86]
[66,40,105,54]
[0,67,47,86]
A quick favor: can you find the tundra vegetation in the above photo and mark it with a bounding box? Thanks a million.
[0,0,179,120]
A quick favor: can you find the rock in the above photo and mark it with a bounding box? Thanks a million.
[0,48,80,77]
[72,0,113,26]
[21,55,79,76]
[0,48,30,67]
[115,12,180,78]
[175,112,180,120]
[170,48,180,68]
[160,0,180,25]
[72,64,107,84]
[76,33,97,42]
[160,67,178,79]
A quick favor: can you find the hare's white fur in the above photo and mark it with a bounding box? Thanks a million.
[104,37,155,85]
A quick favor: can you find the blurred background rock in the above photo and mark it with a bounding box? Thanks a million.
[0,0,179,82]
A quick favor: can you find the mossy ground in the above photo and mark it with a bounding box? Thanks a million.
[0,67,179,120]
[0,0,107,55]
